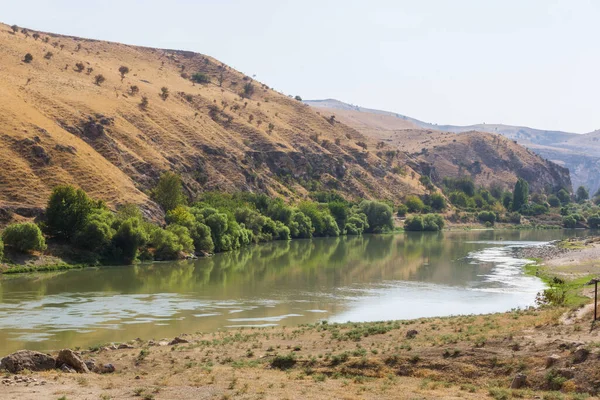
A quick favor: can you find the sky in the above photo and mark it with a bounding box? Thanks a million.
[2,0,599,133]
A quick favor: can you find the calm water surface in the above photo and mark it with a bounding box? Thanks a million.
[0,230,588,354]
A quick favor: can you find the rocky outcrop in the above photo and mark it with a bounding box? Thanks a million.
[56,349,89,373]
[0,350,56,373]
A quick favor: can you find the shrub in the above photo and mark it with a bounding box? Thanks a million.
[23,53,33,63]
[359,200,394,233]
[562,215,577,228]
[73,216,114,253]
[404,216,424,231]
[44,51,53,60]
[129,85,139,95]
[0,237,3,260]
[430,193,447,211]
[191,72,210,84]
[2,223,46,253]
[152,172,186,212]
[294,95,302,101]
[139,96,149,110]
[423,214,445,231]
[11,25,19,33]
[557,188,570,204]
[477,211,496,224]
[397,204,408,217]
[242,82,254,98]
[404,195,424,213]
[547,194,561,208]
[150,228,183,260]
[588,214,600,229]
[45,185,96,240]
[159,87,169,101]
[86,67,93,75]
[74,62,85,72]
[576,186,589,203]
[94,74,106,85]
[289,211,313,238]
[111,218,148,264]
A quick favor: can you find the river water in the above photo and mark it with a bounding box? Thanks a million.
[0,229,588,354]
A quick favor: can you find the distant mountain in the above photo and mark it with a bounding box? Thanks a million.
[306,99,599,194]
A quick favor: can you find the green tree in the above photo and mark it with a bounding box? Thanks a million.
[152,172,186,212]
[289,211,313,238]
[557,188,571,205]
[404,215,424,231]
[588,214,600,229]
[512,178,529,212]
[562,215,577,229]
[111,218,148,264]
[2,223,46,253]
[430,193,447,211]
[45,185,96,240]
[0,237,3,260]
[404,196,424,213]
[547,194,561,208]
[359,200,394,233]
[576,186,589,203]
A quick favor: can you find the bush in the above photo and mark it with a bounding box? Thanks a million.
[44,51,53,60]
[477,211,496,224]
[404,195,424,213]
[576,186,589,203]
[74,62,85,72]
[430,193,447,211]
[557,188,570,205]
[150,228,183,260]
[111,218,148,264]
[423,214,445,231]
[72,217,114,253]
[139,96,149,110]
[159,86,169,101]
[94,74,106,85]
[404,216,424,231]
[2,223,47,253]
[152,172,186,212]
[23,53,33,63]
[397,204,408,217]
[118,65,129,80]
[562,215,577,228]
[129,85,139,96]
[0,237,3,260]
[191,72,210,84]
[242,82,255,98]
[588,214,600,229]
[289,211,313,238]
[359,200,394,233]
[547,194,561,208]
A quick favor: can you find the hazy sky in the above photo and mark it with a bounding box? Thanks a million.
[2,0,599,133]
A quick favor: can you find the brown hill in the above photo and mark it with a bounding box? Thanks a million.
[306,101,572,193]
[0,23,427,219]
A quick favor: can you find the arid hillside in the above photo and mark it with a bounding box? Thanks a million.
[307,99,594,193]
[306,100,572,193]
[0,23,426,220]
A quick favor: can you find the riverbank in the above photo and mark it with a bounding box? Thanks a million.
[2,236,600,399]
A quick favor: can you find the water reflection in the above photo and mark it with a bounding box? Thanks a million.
[0,229,589,353]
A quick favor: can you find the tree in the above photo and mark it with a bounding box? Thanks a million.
[118,66,129,81]
[547,194,561,208]
[289,211,313,238]
[576,186,589,203]
[242,82,255,98]
[430,193,447,211]
[111,218,148,264]
[2,223,46,253]
[11,25,19,33]
[139,96,149,110]
[159,87,169,101]
[44,51,53,60]
[23,53,33,63]
[562,215,577,229]
[588,214,600,229]
[32,33,40,40]
[74,62,85,72]
[45,185,96,240]
[359,200,394,233]
[294,95,302,101]
[0,237,3,260]
[94,74,106,85]
[129,85,139,96]
[404,195,424,213]
[557,188,571,205]
[512,178,529,212]
[191,72,210,84]
[152,172,186,212]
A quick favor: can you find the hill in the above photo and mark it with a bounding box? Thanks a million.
[0,23,427,220]
[306,101,572,193]
[306,99,596,193]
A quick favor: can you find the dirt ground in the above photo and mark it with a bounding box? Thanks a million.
[3,239,600,400]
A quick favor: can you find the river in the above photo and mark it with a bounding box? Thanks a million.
[0,229,588,354]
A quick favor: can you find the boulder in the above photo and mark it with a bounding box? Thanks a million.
[96,363,115,374]
[573,347,589,363]
[546,354,561,368]
[510,373,527,389]
[56,349,89,373]
[168,337,189,345]
[117,344,134,349]
[0,350,56,373]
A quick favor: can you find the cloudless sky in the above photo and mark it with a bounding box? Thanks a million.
[2,0,599,133]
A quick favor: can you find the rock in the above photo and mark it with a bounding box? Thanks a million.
[546,354,561,368]
[98,363,115,374]
[85,359,96,371]
[406,330,418,339]
[118,344,134,349]
[557,368,575,379]
[573,346,589,363]
[510,373,527,389]
[0,350,56,373]
[60,364,75,373]
[168,337,189,345]
[56,349,89,373]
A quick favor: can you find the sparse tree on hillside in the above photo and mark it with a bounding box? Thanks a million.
[242,82,255,98]
[10,25,19,33]
[32,33,40,40]
[74,62,85,72]
[139,96,149,110]
[94,74,106,85]
[118,66,130,82]
[159,87,169,101]
[86,67,93,75]
[191,72,210,84]
[576,186,589,203]
[294,95,302,101]
[44,51,53,60]
[152,172,186,212]
[23,53,33,63]
[129,85,139,96]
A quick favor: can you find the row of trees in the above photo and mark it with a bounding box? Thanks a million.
[0,174,396,265]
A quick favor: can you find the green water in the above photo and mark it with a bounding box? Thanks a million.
[0,229,588,354]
